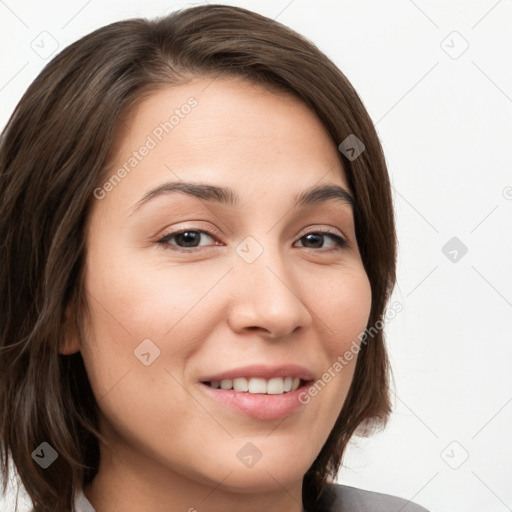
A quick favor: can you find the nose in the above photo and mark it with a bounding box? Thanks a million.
[226,241,313,339]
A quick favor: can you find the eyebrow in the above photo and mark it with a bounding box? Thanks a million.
[128,181,355,216]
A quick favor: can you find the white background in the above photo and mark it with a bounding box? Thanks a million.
[1,1,511,511]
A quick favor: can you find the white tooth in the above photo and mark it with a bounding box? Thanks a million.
[291,377,300,391]
[248,377,267,394]
[267,377,285,395]
[220,379,233,390]
[283,377,293,392]
[211,380,220,389]
[233,377,249,392]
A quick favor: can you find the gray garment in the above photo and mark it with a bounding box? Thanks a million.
[73,484,430,512]
[327,483,430,511]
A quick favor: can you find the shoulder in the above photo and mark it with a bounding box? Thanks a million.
[321,483,431,512]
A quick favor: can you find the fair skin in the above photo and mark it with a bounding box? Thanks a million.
[61,76,372,512]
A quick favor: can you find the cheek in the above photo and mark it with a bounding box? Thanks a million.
[78,255,200,445]
[78,239,228,400]
[311,265,372,415]
[82,231,214,340]
[320,264,372,354]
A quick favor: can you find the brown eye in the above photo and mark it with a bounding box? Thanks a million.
[155,228,347,254]
[295,231,347,252]
[156,229,217,252]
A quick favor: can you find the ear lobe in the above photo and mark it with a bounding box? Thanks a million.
[59,304,81,355]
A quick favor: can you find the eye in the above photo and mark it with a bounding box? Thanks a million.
[156,229,217,252]
[295,230,347,252]
[155,227,347,253]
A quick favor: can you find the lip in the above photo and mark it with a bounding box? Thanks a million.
[198,364,315,382]
[198,381,312,420]
[197,364,315,421]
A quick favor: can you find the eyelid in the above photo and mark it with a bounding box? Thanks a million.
[296,224,346,240]
[157,222,222,240]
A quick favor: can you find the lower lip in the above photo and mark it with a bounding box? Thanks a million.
[198,382,311,420]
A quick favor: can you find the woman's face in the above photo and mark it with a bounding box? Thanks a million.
[65,76,372,503]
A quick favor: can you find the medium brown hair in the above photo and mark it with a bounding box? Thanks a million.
[0,5,396,511]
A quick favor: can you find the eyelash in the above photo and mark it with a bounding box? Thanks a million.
[155,227,348,254]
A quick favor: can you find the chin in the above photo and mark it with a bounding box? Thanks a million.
[207,465,305,494]
[196,442,313,493]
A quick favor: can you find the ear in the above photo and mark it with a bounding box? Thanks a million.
[59,303,82,355]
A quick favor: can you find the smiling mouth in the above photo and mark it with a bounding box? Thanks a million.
[202,376,309,395]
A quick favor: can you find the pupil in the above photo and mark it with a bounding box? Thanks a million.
[304,233,322,248]
[178,231,199,247]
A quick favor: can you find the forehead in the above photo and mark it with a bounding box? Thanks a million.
[96,76,350,216]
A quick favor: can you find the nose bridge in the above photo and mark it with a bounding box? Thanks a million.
[227,234,311,337]
[234,234,290,290]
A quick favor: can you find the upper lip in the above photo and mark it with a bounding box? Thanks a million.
[199,364,315,382]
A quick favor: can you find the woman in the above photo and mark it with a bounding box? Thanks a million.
[0,5,430,512]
